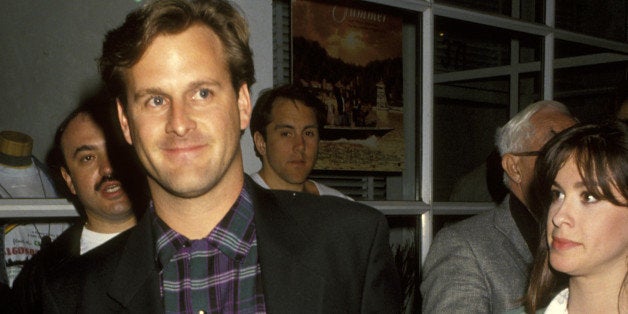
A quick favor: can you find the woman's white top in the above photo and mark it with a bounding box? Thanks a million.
[544,288,569,314]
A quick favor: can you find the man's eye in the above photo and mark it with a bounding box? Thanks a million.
[194,88,211,100]
[80,155,95,163]
[149,96,165,106]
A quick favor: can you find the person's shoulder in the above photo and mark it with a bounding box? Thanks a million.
[26,223,83,267]
[310,180,354,200]
[249,171,270,189]
[437,205,502,237]
[271,189,383,223]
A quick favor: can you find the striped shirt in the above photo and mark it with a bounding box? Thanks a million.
[152,183,266,313]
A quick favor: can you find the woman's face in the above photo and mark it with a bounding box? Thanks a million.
[547,156,628,277]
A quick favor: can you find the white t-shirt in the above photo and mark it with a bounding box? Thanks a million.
[250,172,353,201]
[80,227,122,255]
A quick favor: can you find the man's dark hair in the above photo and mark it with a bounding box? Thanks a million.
[46,89,148,219]
[99,0,255,106]
[249,84,327,157]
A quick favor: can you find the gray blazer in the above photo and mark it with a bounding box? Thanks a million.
[421,196,533,313]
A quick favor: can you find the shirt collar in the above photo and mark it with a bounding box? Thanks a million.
[151,183,257,268]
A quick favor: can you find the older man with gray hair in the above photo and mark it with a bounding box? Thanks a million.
[421,100,576,313]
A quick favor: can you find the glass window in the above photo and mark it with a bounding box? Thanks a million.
[555,61,628,123]
[435,17,542,73]
[556,0,627,42]
[434,76,510,202]
[436,0,544,23]
[555,39,617,59]
[519,71,542,110]
[435,17,511,73]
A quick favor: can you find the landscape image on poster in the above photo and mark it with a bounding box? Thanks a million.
[291,0,404,172]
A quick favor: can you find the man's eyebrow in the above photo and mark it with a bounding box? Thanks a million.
[189,80,221,90]
[273,124,296,130]
[133,80,221,102]
[72,145,96,159]
[133,88,166,102]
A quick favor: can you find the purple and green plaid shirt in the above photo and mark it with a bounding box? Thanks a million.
[151,184,266,314]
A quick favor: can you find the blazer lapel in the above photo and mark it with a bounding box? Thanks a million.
[105,215,162,312]
[40,224,84,310]
[248,181,326,313]
[493,199,533,275]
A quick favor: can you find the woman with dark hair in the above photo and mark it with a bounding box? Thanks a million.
[518,120,628,313]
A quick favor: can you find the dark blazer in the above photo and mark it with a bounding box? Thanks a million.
[12,177,401,313]
[10,222,83,312]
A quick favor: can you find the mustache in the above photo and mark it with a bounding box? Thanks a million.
[94,174,118,191]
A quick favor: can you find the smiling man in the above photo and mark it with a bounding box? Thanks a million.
[9,0,401,312]
[250,84,352,199]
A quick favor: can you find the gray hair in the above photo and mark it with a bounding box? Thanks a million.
[495,100,571,156]
[495,100,571,187]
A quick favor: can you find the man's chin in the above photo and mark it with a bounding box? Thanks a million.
[284,175,310,185]
[163,180,215,199]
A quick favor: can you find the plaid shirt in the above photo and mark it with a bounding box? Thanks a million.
[152,184,266,314]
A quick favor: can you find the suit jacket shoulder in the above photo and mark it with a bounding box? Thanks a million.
[10,223,132,313]
[12,179,401,313]
[421,198,532,313]
[249,182,402,313]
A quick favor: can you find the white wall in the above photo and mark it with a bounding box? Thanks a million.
[0,0,270,174]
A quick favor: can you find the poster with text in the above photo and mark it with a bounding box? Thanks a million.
[292,0,404,172]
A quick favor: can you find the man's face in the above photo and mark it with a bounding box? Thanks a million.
[60,113,132,223]
[254,98,319,189]
[518,108,576,198]
[118,24,251,199]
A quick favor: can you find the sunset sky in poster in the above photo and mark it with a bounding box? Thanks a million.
[291,0,402,67]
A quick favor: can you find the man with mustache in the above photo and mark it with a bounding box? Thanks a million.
[250,84,352,199]
[11,99,143,310]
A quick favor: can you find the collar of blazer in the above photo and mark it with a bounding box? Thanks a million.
[493,195,534,275]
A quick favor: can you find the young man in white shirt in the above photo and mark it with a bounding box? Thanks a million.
[250,84,352,200]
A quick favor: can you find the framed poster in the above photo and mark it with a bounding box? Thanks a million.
[291,0,404,172]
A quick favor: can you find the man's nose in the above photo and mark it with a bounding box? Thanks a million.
[166,103,196,136]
